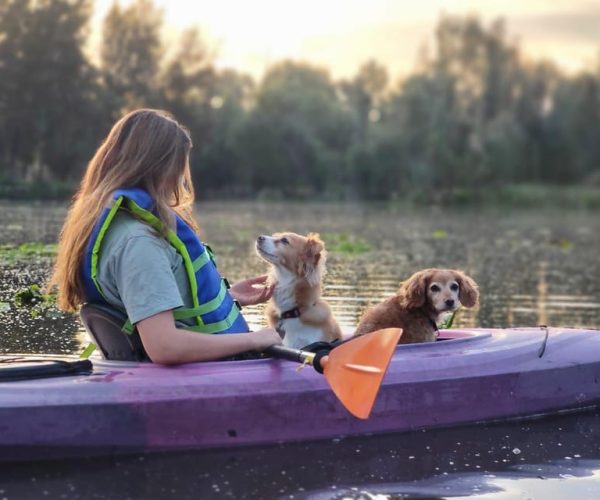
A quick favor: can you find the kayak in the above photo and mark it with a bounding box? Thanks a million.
[1,327,600,461]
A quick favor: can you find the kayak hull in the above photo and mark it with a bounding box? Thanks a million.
[1,327,600,461]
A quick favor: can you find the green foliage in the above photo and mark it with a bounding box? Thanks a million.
[101,0,163,109]
[555,239,573,251]
[0,6,599,203]
[0,0,108,181]
[13,284,59,319]
[340,59,389,144]
[0,242,58,263]
[494,185,600,209]
[385,184,600,209]
[439,312,456,329]
[322,233,372,254]
[0,178,76,200]
[234,61,356,197]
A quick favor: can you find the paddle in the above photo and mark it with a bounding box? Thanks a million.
[264,328,402,419]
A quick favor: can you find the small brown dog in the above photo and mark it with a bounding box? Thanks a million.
[255,232,342,349]
[355,268,479,344]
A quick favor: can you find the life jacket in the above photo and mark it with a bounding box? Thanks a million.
[81,188,250,336]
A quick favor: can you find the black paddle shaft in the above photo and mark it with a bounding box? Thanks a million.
[264,345,329,374]
[264,345,311,363]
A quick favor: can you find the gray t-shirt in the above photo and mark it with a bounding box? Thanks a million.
[96,211,195,326]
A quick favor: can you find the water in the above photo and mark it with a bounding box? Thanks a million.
[1,201,600,498]
[0,409,599,499]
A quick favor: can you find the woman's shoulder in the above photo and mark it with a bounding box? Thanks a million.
[102,211,167,252]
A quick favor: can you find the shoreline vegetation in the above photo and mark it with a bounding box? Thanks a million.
[1,181,600,210]
[1,3,599,206]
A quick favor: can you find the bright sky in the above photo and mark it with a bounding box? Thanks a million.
[92,0,600,81]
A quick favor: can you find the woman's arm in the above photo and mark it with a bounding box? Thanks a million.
[137,310,281,364]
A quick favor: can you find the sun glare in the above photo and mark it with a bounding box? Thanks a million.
[92,0,599,79]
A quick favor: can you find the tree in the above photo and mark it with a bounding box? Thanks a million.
[512,62,559,182]
[236,61,356,197]
[100,0,163,111]
[339,59,389,144]
[159,28,215,158]
[548,72,600,183]
[383,71,462,194]
[0,0,103,181]
[191,69,255,197]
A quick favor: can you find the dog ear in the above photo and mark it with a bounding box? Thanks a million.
[453,271,479,308]
[297,234,325,282]
[305,233,324,265]
[398,270,430,309]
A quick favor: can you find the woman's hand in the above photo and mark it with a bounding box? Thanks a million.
[248,328,283,351]
[229,275,274,306]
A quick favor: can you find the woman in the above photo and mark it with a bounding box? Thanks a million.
[50,109,282,364]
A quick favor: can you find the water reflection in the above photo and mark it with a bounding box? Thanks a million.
[1,409,599,499]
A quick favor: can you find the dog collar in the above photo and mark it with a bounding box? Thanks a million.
[279,307,302,320]
[432,319,440,337]
[275,307,302,339]
[276,303,317,338]
[420,310,439,335]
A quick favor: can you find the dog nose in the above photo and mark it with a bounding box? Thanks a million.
[257,235,265,243]
[445,299,455,307]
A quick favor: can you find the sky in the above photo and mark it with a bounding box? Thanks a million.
[92,0,600,81]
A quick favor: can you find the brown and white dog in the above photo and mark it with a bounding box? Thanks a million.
[255,232,342,349]
[355,268,479,344]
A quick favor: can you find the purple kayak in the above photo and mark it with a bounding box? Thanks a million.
[1,327,600,461]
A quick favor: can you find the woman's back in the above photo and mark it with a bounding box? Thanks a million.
[95,210,196,327]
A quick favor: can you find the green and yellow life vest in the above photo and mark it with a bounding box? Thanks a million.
[81,188,250,335]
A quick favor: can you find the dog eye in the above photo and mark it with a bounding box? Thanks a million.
[280,237,290,245]
[450,283,459,292]
[430,284,441,293]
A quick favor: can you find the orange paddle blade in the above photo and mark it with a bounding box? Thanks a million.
[322,328,402,419]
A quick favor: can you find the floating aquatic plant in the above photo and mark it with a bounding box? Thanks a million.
[322,232,372,254]
[555,238,573,251]
[13,284,60,319]
[432,230,448,239]
[0,242,57,263]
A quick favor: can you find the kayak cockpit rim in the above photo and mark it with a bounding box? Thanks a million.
[0,330,492,372]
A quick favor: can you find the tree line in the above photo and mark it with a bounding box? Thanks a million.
[1,0,599,200]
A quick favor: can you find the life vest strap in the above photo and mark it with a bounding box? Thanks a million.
[119,279,238,334]
[184,304,242,334]
[124,198,203,327]
[90,197,124,303]
[121,319,134,335]
[192,251,211,272]
[173,279,229,319]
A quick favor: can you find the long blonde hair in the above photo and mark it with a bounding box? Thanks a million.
[50,109,197,312]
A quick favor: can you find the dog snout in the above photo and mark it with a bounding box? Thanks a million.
[257,235,266,244]
[445,299,455,308]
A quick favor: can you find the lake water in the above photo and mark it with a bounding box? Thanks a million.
[1,201,599,499]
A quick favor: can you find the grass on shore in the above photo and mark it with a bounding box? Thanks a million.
[406,184,600,210]
[0,179,76,200]
[1,180,600,209]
